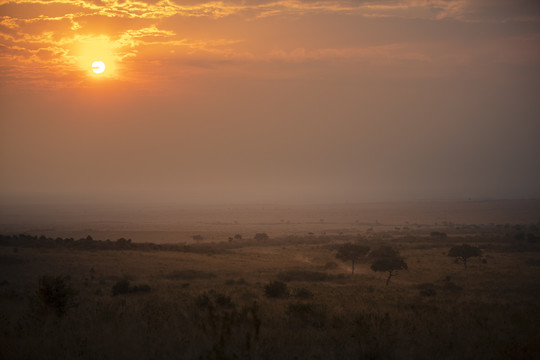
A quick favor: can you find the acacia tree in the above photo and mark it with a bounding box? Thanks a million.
[370,257,408,286]
[369,245,407,285]
[335,243,370,275]
[448,244,481,269]
[368,245,399,259]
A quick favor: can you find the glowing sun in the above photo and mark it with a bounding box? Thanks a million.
[92,61,105,74]
[75,36,118,77]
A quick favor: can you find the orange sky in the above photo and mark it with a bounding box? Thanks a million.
[1,0,540,203]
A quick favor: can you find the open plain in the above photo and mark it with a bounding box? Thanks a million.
[1,201,539,359]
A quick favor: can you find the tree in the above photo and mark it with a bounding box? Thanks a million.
[368,245,399,259]
[335,243,370,275]
[369,245,407,285]
[448,244,481,269]
[37,275,78,316]
[430,231,447,238]
[370,257,408,286]
[254,233,269,241]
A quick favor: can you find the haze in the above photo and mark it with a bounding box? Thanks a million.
[1,0,540,204]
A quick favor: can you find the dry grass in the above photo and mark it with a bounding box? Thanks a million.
[1,231,539,359]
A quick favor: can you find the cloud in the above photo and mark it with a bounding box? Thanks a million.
[1,0,539,90]
[432,0,540,22]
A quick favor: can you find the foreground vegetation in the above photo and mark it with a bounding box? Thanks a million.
[1,227,539,359]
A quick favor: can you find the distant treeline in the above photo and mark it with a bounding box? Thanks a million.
[0,233,343,253]
[0,234,222,253]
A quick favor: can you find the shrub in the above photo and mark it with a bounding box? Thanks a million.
[324,261,338,270]
[430,231,447,238]
[294,287,314,299]
[287,303,327,327]
[195,292,212,308]
[112,279,151,296]
[254,233,269,241]
[417,283,437,297]
[192,235,203,242]
[225,278,247,285]
[112,279,131,295]
[215,293,234,308]
[37,275,78,316]
[420,288,437,297]
[264,281,289,298]
[132,284,151,293]
[195,290,235,309]
[277,270,331,282]
[164,270,217,280]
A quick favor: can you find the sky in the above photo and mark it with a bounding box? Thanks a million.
[1,0,540,204]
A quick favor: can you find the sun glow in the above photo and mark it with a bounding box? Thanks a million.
[75,36,118,77]
[92,61,106,74]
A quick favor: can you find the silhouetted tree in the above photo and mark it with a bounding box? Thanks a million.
[192,235,203,243]
[254,233,269,241]
[234,234,242,240]
[335,243,370,275]
[369,245,407,285]
[368,245,399,259]
[448,244,481,269]
[371,257,408,285]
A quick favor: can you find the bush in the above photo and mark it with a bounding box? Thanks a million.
[195,290,235,309]
[112,279,131,295]
[294,287,314,299]
[287,303,327,327]
[420,288,437,297]
[417,283,437,297]
[112,279,151,296]
[192,235,203,242]
[430,231,447,238]
[37,275,78,316]
[164,270,217,280]
[215,293,234,308]
[254,233,269,241]
[225,278,247,285]
[132,284,151,293]
[277,270,331,282]
[324,261,338,270]
[195,292,212,308]
[264,281,289,298]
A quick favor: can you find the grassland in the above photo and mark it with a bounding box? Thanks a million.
[1,221,539,360]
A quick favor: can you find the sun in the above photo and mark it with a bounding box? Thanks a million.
[74,36,118,77]
[92,61,106,74]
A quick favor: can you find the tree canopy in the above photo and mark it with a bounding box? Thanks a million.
[369,245,408,285]
[448,244,482,269]
[368,245,400,259]
[335,243,370,275]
